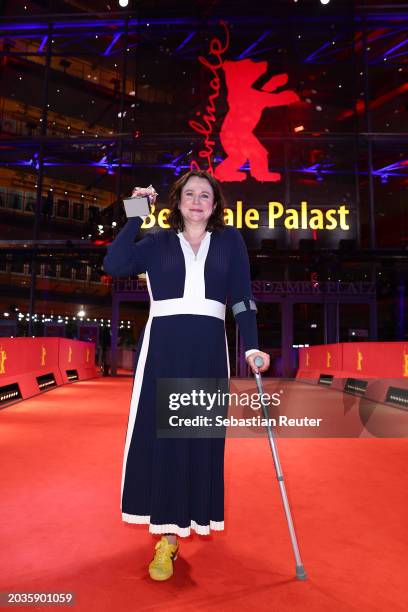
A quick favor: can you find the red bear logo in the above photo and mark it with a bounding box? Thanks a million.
[215,59,300,182]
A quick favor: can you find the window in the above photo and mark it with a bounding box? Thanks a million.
[0,187,6,208]
[75,263,88,281]
[43,262,57,277]
[25,192,36,213]
[60,262,73,279]
[56,198,69,218]
[7,192,22,210]
[73,202,85,221]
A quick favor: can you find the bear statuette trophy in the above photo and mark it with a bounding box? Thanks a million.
[123,184,157,218]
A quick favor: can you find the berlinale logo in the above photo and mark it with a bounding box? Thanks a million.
[0,346,6,374]
[215,61,299,182]
[189,21,299,182]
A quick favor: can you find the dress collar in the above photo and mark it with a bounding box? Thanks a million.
[176,230,212,242]
[177,230,212,260]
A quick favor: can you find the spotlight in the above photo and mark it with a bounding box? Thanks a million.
[320,0,330,4]
[118,0,129,7]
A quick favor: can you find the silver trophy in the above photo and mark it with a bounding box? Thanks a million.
[123,184,157,218]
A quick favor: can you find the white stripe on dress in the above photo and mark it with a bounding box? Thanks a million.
[120,271,155,504]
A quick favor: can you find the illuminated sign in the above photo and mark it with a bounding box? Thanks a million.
[189,20,229,175]
[267,202,349,230]
[189,21,300,182]
[214,61,299,182]
[113,279,375,295]
[142,200,350,230]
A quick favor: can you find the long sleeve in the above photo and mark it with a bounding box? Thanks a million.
[103,216,155,278]
[228,228,259,352]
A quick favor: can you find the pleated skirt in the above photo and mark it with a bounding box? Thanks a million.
[121,313,229,537]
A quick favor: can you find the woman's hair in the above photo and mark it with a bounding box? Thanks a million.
[167,169,226,232]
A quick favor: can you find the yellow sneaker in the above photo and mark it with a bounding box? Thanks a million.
[148,536,179,581]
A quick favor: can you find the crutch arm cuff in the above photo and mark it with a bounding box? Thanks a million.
[231,299,257,317]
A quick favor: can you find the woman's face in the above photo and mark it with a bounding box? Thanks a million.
[178,176,215,225]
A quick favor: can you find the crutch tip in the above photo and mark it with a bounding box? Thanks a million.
[296,565,307,580]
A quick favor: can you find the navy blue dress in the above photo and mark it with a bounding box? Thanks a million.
[103,216,258,537]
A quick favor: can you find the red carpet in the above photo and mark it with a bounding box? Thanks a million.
[1,376,407,611]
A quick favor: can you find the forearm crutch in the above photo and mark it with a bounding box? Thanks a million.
[253,355,307,581]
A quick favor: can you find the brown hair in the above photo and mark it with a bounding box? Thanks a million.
[167,170,226,232]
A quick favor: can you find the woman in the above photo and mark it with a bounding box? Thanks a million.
[103,170,270,581]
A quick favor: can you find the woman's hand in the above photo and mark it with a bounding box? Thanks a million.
[246,350,270,375]
[131,184,158,205]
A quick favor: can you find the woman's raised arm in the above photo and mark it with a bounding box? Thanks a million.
[103,216,156,278]
[103,185,157,278]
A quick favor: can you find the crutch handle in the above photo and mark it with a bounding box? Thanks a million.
[254,355,264,368]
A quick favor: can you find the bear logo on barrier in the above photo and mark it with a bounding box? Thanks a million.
[0,347,6,374]
[214,59,300,182]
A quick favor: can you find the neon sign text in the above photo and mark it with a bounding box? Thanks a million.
[141,200,350,231]
[189,21,230,175]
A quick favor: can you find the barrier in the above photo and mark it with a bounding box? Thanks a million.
[0,338,99,408]
[58,338,98,383]
[297,342,408,409]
